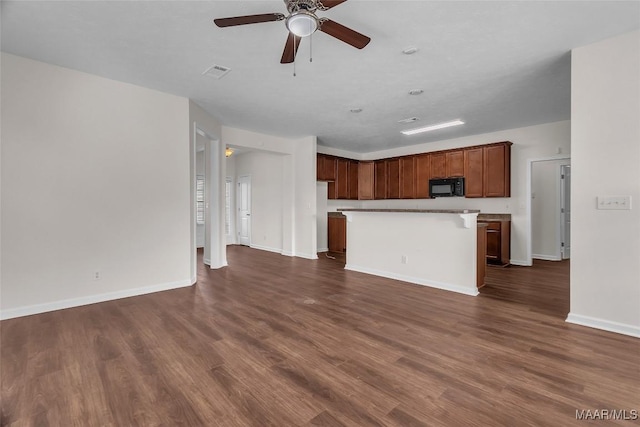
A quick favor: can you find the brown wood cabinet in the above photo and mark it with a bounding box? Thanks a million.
[374,160,387,200]
[415,154,430,198]
[317,154,336,181]
[477,224,487,288]
[317,141,511,200]
[484,143,511,197]
[464,147,484,198]
[328,215,346,253]
[386,158,400,199]
[484,220,510,265]
[357,161,375,200]
[399,156,416,199]
[430,152,447,179]
[446,150,464,177]
[348,160,359,200]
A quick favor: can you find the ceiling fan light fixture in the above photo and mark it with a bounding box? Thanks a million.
[286,10,318,37]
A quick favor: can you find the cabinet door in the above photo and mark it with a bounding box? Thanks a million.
[430,152,446,179]
[336,158,349,199]
[328,216,346,253]
[357,161,375,200]
[484,143,511,197]
[446,150,464,177]
[348,160,359,200]
[374,160,388,199]
[485,222,501,263]
[415,154,430,198]
[323,155,336,181]
[386,158,400,199]
[399,156,416,199]
[464,147,484,198]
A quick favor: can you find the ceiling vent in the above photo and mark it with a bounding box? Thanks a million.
[398,117,419,124]
[202,64,231,79]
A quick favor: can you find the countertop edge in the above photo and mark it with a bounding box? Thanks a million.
[337,208,481,214]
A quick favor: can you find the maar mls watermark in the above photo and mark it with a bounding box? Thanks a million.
[576,409,638,421]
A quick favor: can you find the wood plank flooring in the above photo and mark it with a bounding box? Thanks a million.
[2,247,639,426]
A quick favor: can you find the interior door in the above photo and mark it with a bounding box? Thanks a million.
[237,175,251,246]
[560,165,571,259]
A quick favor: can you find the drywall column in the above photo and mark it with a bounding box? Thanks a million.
[204,138,227,269]
[569,30,640,337]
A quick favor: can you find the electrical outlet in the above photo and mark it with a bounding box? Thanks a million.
[94,271,101,280]
[597,196,632,210]
[401,255,408,264]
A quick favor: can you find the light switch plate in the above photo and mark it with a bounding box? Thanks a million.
[597,196,632,210]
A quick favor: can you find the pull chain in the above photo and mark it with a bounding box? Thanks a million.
[310,32,313,63]
[293,36,297,77]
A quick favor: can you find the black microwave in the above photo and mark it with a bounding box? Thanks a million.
[429,177,465,198]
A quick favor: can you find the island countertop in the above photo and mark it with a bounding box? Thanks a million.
[337,208,480,214]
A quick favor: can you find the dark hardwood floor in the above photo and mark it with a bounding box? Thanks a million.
[2,247,639,426]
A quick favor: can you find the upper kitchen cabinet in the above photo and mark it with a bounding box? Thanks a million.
[386,158,401,199]
[399,156,416,199]
[348,160,359,200]
[464,147,484,198]
[446,150,464,177]
[358,161,375,200]
[483,142,512,197]
[415,154,430,198]
[430,152,447,179]
[317,154,337,181]
[374,160,388,200]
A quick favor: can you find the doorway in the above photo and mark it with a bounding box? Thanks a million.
[560,165,571,259]
[237,175,251,246]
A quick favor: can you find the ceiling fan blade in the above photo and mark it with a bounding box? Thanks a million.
[281,32,302,64]
[214,13,284,28]
[317,0,348,10]
[319,19,370,49]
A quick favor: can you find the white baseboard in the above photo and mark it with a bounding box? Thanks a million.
[317,247,329,253]
[345,264,478,297]
[532,254,561,261]
[566,313,640,338]
[296,252,319,260]
[204,258,211,266]
[510,259,532,266]
[250,243,283,254]
[0,279,193,320]
[281,250,294,257]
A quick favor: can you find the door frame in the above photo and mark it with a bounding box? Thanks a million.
[560,164,571,259]
[525,155,571,266]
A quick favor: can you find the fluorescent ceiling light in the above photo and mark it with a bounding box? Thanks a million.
[401,119,465,136]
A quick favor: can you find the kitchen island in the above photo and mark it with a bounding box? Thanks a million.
[338,209,482,296]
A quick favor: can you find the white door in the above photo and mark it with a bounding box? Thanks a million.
[560,165,571,259]
[237,175,251,246]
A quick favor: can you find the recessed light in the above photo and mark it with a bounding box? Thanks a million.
[408,89,424,96]
[401,119,465,136]
[350,108,363,113]
[402,46,419,55]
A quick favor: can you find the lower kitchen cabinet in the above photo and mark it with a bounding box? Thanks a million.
[328,215,346,253]
[484,220,511,265]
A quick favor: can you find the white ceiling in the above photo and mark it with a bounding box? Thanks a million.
[2,1,639,153]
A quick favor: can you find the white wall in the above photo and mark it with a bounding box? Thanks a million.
[225,153,237,245]
[532,159,570,260]
[316,182,328,252]
[1,53,192,318]
[221,127,317,259]
[319,120,571,265]
[569,30,640,337]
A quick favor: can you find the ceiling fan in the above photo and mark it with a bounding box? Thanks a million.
[213,0,371,64]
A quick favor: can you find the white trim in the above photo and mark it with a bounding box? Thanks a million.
[566,313,640,338]
[532,254,562,261]
[317,247,329,253]
[250,243,283,254]
[345,264,478,296]
[526,155,571,266]
[296,252,319,260]
[510,259,532,266]
[0,280,193,320]
[281,250,295,257]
